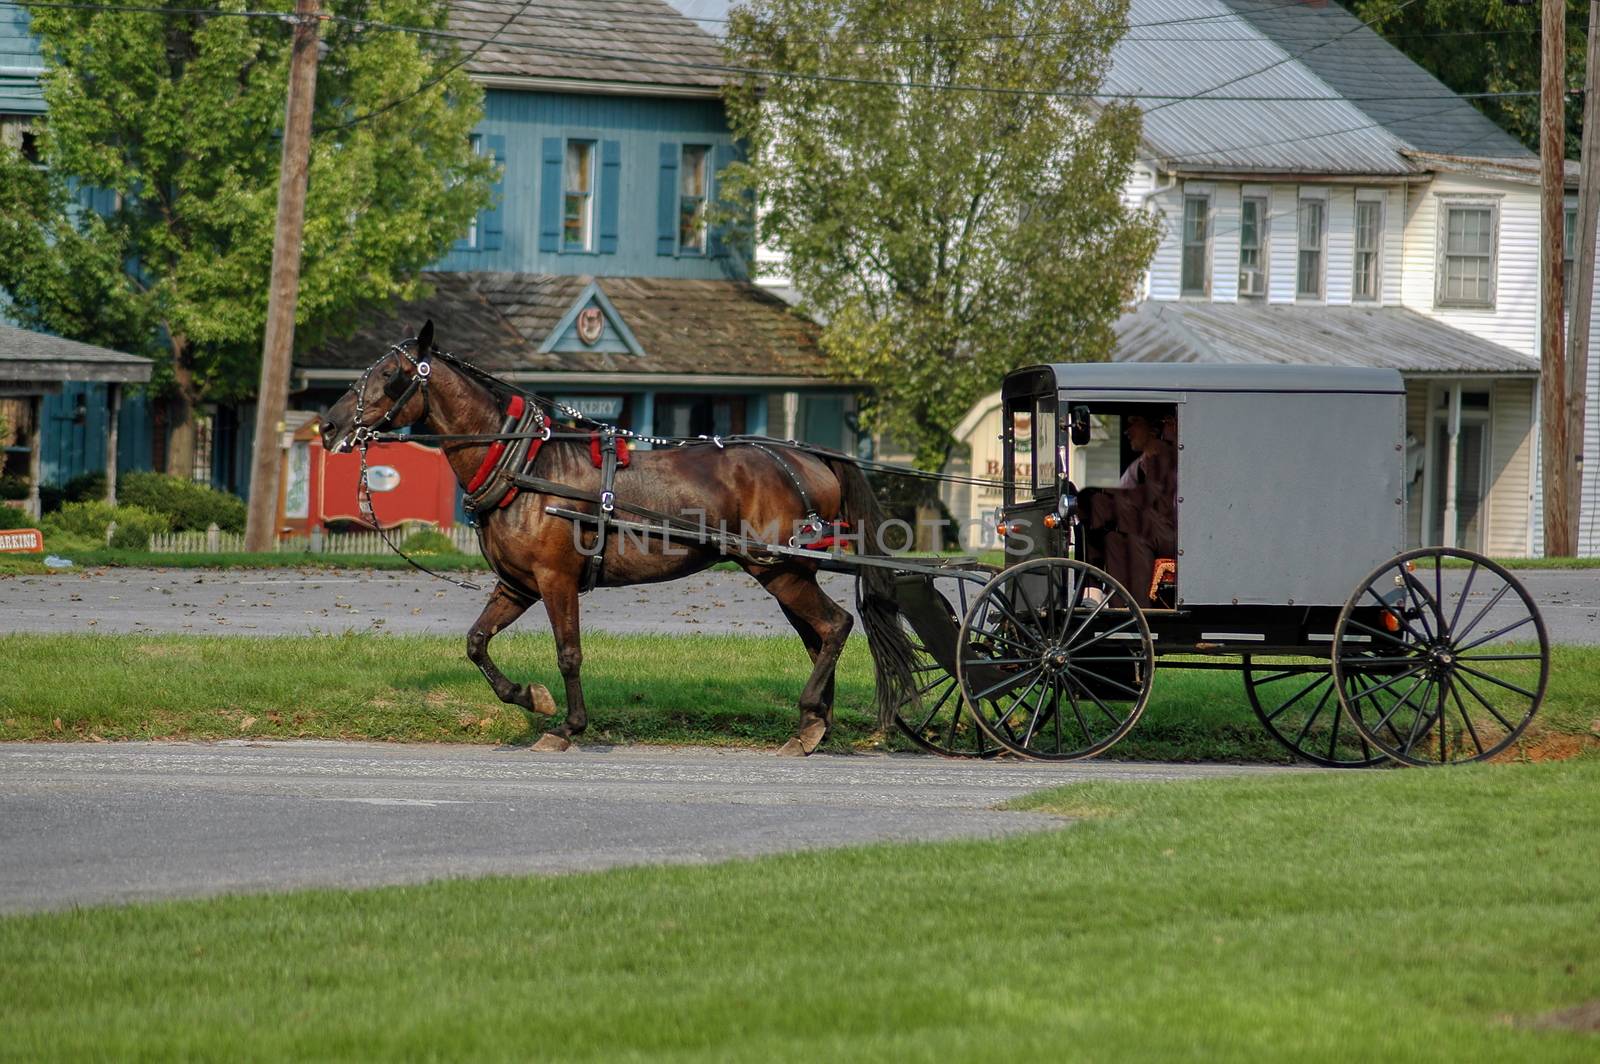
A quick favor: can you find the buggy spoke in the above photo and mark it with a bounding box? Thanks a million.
[1343,615,1415,650]
[1448,561,1479,635]
[1069,616,1140,655]
[910,680,957,733]
[996,671,1048,730]
[1342,662,1427,701]
[968,664,1043,704]
[1453,663,1538,701]
[1363,587,1428,644]
[1364,673,1429,738]
[1263,671,1331,723]
[1066,680,1094,745]
[1452,616,1535,654]
[1455,673,1519,732]
[1291,683,1334,747]
[1452,583,1512,647]
[1067,665,1144,699]
[1447,680,1486,757]
[1401,571,1438,642]
[1065,673,1125,728]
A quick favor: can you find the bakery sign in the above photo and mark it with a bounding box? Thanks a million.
[555,395,625,422]
[0,528,44,553]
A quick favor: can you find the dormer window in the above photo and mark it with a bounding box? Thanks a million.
[678,144,709,254]
[563,140,596,251]
[1181,194,1210,297]
[1239,195,1267,300]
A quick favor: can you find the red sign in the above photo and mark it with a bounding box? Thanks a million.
[0,528,44,553]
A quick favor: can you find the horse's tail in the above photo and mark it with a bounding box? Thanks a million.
[824,456,918,733]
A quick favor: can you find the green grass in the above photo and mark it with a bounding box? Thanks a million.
[2,761,1598,1060]
[0,549,492,576]
[2,634,1596,761]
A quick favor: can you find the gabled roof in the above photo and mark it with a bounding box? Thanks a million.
[451,0,726,93]
[1111,301,1540,375]
[1106,0,1531,174]
[297,272,834,382]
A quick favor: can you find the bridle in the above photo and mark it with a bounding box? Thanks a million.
[340,338,483,592]
[347,338,432,448]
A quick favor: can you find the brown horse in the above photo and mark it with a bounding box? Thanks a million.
[319,322,914,754]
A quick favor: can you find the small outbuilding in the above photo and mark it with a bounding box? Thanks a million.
[0,322,153,517]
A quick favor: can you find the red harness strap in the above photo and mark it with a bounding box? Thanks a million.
[465,395,525,494]
[588,433,630,469]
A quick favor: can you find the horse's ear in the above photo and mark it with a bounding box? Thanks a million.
[417,319,434,354]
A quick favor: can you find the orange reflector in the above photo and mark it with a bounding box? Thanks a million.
[1382,610,1401,633]
[996,523,1009,538]
[1405,561,1417,573]
[1042,513,1059,529]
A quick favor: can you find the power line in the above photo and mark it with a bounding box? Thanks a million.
[1145,0,1423,114]
[318,0,537,133]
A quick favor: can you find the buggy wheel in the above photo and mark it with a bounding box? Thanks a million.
[1332,548,1549,766]
[957,558,1153,761]
[857,570,1000,759]
[1242,657,1386,768]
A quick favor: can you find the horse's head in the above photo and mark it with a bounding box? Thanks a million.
[320,320,436,453]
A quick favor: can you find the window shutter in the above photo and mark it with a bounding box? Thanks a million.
[656,141,678,256]
[599,139,621,254]
[708,142,738,259]
[539,137,563,253]
[481,134,506,251]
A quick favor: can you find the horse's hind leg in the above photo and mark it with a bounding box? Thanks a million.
[757,568,853,756]
[467,585,557,719]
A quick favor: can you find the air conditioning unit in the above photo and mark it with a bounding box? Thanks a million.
[1238,269,1266,297]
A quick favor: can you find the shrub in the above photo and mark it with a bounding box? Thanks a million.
[0,474,28,501]
[119,471,246,532]
[41,501,172,549]
[399,529,458,555]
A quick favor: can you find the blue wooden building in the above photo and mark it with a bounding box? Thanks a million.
[1,0,860,502]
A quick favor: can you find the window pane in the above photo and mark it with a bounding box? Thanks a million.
[1182,196,1208,294]
[679,196,705,252]
[1240,199,1258,249]
[565,141,592,194]
[1298,200,1323,249]
[1298,250,1321,297]
[681,145,708,197]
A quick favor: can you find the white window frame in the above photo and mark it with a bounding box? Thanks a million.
[1296,195,1327,301]
[464,133,483,249]
[563,138,596,252]
[1239,194,1269,300]
[1435,198,1500,310]
[1180,193,1211,298]
[1353,193,1384,302]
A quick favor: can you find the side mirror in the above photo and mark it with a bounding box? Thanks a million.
[1068,405,1092,447]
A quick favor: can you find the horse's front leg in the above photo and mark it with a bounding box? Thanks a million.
[531,574,587,752]
[467,584,557,719]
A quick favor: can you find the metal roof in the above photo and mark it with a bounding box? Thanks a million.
[0,323,152,383]
[1110,301,1540,375]
[1024,360,1404,396]
[1105,0,1531,173]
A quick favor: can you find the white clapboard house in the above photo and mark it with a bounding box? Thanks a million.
[941,0,1599,557]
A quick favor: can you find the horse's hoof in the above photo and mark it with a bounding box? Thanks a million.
[531,733,573,752]
[776,738,808,757]
[522,684,558,717]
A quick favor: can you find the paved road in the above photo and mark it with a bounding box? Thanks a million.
[0,741,1301,913]
[3,565,1597,641]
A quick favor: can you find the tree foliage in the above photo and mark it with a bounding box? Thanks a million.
[722,0,1158,467]
[1347,0,1585,156]
[0,1,494,469]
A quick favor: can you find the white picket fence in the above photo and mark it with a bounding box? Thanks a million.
[147,523,482,556]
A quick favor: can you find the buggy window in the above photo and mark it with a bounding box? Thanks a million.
[1033,394,1057,496]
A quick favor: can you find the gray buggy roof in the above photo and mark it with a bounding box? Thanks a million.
[1015,362,1405,397]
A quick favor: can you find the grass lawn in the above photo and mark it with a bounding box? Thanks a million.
[1,633,1596,762]
[0,549,492,576]
[1,761,1597,1060]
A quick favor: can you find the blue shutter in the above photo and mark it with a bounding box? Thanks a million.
[481,134,506,251]
[598,139,621,255]
[708,142,738,259]
[656,141,679,256]
[539,137,563,253]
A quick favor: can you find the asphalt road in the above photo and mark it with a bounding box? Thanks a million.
[0,741,1300,913]
[3,565,1598,641]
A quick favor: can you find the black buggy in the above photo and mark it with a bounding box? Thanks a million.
[877,363,1550,767]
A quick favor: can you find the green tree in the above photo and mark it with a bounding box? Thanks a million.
[722,0,1158,467]
[1346,0,1584,156]
[0,1,494,473]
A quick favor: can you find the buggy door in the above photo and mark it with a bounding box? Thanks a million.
[1000,384,1064,566]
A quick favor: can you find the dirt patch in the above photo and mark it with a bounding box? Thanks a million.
[1493,732,1600,764]
[1523,1000,1600,1033]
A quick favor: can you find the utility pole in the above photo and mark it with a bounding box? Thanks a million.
[244,0,322,552]
[1541,0,1573,558]
[1569,0,1600,554]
